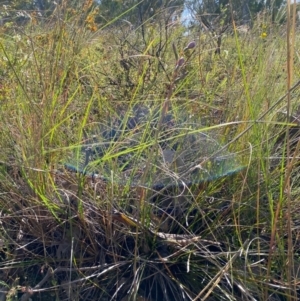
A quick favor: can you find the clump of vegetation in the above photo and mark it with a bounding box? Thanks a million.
[0,1,300,301]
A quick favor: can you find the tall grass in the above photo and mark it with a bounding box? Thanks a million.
[0,1,300,300]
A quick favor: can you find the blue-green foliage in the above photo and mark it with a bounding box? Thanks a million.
[64,106,244,190]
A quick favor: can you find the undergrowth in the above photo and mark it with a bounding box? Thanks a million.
[0,2,300,301]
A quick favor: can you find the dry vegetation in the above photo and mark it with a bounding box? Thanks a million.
[0,2,300,301]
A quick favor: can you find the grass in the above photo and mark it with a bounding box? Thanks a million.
[0,2,300,301]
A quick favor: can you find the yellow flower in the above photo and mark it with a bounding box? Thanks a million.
[261,32,267,38]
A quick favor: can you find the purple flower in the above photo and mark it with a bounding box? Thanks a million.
[175,57,185,69]
[184,41,196,51]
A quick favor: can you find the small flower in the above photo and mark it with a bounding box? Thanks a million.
[175,57,185,69]
[260,32,267,38]
[184,41,196,51]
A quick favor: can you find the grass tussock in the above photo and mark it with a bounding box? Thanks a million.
[1,2,300,301]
